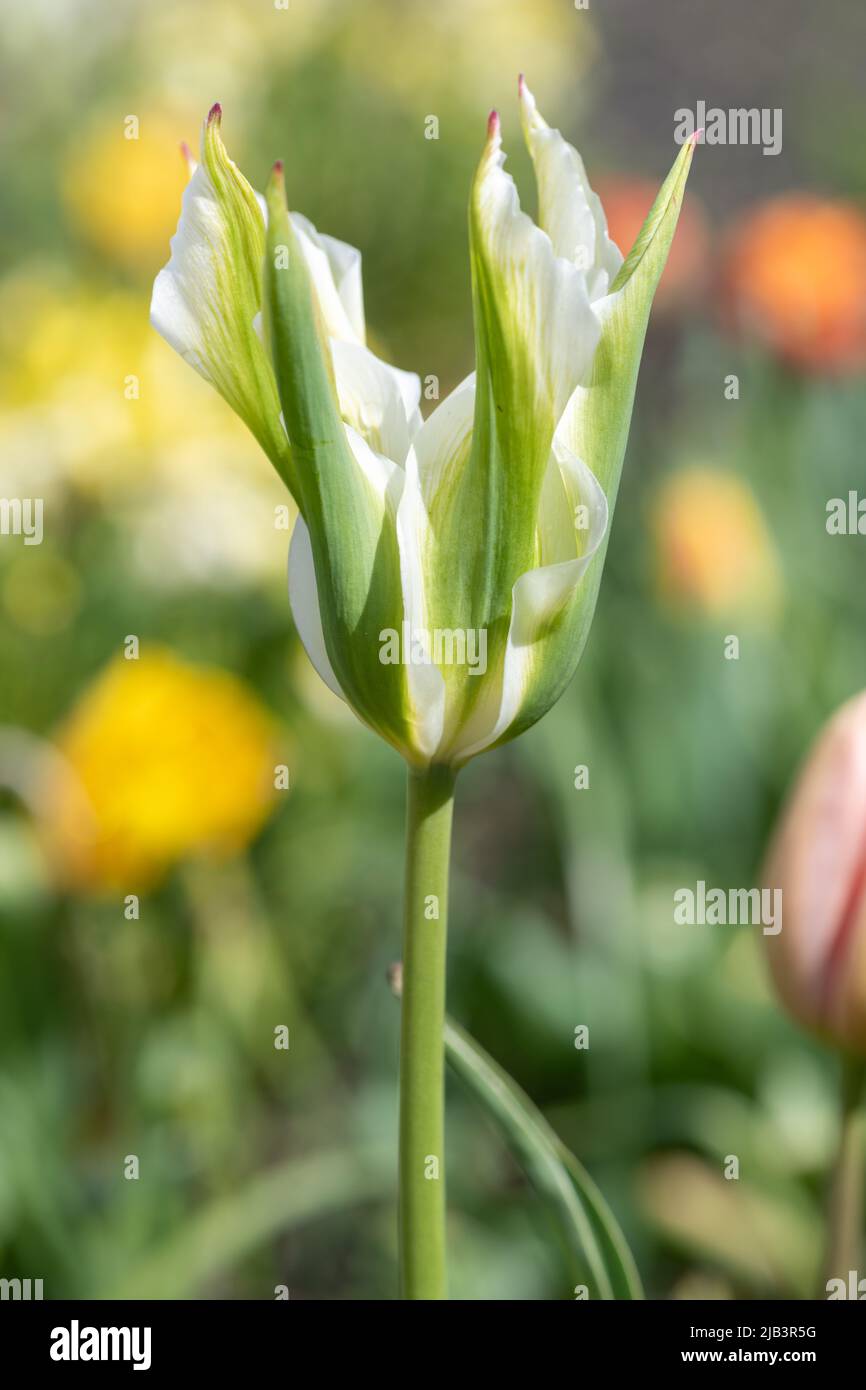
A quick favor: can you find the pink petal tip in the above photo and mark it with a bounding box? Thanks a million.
[207,102,222,125]
[689,126,704,148]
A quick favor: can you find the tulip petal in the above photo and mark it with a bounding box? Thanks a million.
[288,213,422,464]
[150,107,292,488]
[560,131,698,511]
[763,692,866,1047]
[463,109,601,594]
[395,441,449,760]
[505,133,703,734]
[331,340,421,465]
[291,212,366,344]
[448,441,608,762]
[444,130,697,763]
[410,374,475,512]
[287,516,345,702]
[265,167,428,761]
[288,425,447,761]
[409,113,602,749]
[519,77,623,300]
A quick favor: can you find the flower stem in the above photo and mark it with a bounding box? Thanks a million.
[399,762,456,1299]
[822,1054,866,1292]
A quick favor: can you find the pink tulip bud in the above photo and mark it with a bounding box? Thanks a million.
[763,692,866,1052]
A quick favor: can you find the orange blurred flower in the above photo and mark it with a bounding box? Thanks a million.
[651,466,782,620]
[40,649,279,893]
[595,176,710,310]
[720,195,866,373]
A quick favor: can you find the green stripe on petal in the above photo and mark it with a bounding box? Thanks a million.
[451,441,608,763]
[264,166,423,761]
[150,107,293,490]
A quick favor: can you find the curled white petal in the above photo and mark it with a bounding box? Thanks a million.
[288,516,346,703]
[474,117,601,427]
[411,374,476,511]
[331,340,421,466]
[519,77,623,303]
[291,212,365,344]
[150,161,235,385]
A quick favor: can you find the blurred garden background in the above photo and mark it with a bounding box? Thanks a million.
[2,0,866,1299]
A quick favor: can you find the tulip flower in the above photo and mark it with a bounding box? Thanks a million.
[152,82,697,1298]
[763,692,866,1051]
[762,692,866,1287]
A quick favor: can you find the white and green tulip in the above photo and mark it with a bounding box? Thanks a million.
[152,85,697,772]
[152,82,698,1300]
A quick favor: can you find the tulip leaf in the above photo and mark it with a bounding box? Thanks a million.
[444,1016,643,1299]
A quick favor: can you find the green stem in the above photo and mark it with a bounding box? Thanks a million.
[822,1054,866,1292]
[399,763,456,1299]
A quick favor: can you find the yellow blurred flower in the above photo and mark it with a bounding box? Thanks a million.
[63,114,189,273]
[0,272,291,584]
[40,649,280,893]
[651,467,782,620]
[0,272,226,481]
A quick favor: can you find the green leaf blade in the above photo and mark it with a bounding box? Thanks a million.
[444,1017,643,1300]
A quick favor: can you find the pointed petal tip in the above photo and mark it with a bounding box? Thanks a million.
[517,73,540,136]
[207,102,222,125]
[179,139,194,168]
[688,126,704,149]
[487,109,500,141]
[266,160,286,200]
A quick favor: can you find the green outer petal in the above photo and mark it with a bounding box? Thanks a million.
[264,167,417,759]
